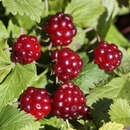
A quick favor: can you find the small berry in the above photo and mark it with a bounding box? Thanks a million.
[12,34,41,64]
[43,12,77,46]
[51,48,83,81]
[20,87,51,120]
[94,42,122,71]
[52,82,89,119]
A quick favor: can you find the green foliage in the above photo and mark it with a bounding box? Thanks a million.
[0,0,129,129]
[0,105,35,130]
[21,121,42,130]
[105,25,130,47]
[90,98,113,128]
[109,99,130,125]
[48,0,69,14]
[97,0,119,40]
[65,0,104,28]
[86,77,130,106]
[0,63,36,109]
[99,122,124,130]
[15,15,36,31]
[115,48,130,74]
[31,69,48,88]
[2,0,44,22]
[40,117,67,130]
[72,62,110,93]
[7,20,27,38]
[69,27,86,51]
[118,6,129,15]
[0,21,9,39]
[0,40,13,83]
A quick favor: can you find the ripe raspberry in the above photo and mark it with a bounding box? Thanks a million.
[94,42,122,71]
[43,12,77,46]
[20,87,51,120]
[52,82,89,119]
[12,34,41,64]
[51,48,83,81]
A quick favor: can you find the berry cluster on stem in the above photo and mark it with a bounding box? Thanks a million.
[13,12,123,121]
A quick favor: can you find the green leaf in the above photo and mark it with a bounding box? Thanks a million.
[86,77,130,106]
[109,99,130,125]
[79,52,89,63]
[65,0,104,28]
[115,48,130,74]
[15,15,36,31]
[99,122,124,130]
[40,116,67,130]
[0,40,13,83]
[97,0,119,40]
[31,69,48,88]
[90,98,112,128]
[68,27,86,51]
[7,20,27,38]
[21,121,41,130]
[0,105,35,130]
[105,25,130,47]
[118,6,129,15]
[48,0,69,14]
[72,63,110,94]
[0,21,9,39]
[2,0,44,22]
[0,63,36,109]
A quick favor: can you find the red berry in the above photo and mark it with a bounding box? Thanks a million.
[51,49,59,62]
[51,48,83,81]
[94,42,122,71]
[80,105,89,116]
[43,12,77,46]
[12,34,41,64]
[52,82,89,119]
[20,87,51,120]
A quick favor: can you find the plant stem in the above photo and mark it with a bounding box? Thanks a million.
[4,47,12,51]
[97,34,101,42]
[35,62,49,69]
[89,37,97,45]
[66,119,70,129]
[36,26,42,30]
[20,27,24,35]
[48,42,53,50]
[13,101,20,105]
[84,27,93,33]
[45,0,48,16]
[42,37,50,42]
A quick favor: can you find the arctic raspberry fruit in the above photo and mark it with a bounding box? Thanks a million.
[51,48,83,81]
[12,34,41,64]
[43,12,77,46]
[20,87,51,120]
[94,42,122,71]
[52,82,89,119]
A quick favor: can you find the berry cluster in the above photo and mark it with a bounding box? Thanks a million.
[94,42,122,71]
[52,82,89,119]
[17,12,123,122]
[12,34,41,64]
[52,48,83,81]
[20,87,51,120]
[43,12,77,46]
